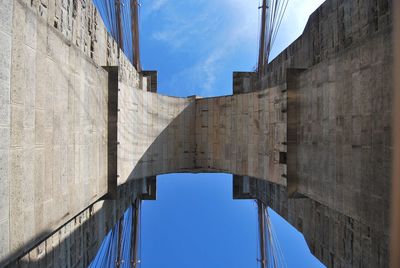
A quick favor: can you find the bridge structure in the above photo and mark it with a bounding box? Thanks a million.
[0,0,395,267]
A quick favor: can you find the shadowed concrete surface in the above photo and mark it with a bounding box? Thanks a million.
[0,0,395,267]
[390,0,400,267]
[128,88,286,185]
[235,0,393,265]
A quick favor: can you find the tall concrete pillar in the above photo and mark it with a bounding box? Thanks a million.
[391,0,400,266]
[0,0,13,262]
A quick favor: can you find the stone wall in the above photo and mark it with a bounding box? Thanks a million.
[259,180,388,267]
[121,89,196,181]
[125,89,286,185]
[293,26,392,236]
[0,0,170,266]
[0,0,14,263]
[15,177,147,267]
[14,0,120,67]
[1,0,113,264]
[194,90,286,185]
[0,0,148,266]
[0,0,394,266]
[252,0,393,267]
[262,0,392,88]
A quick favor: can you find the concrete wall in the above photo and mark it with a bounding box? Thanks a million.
[0,0,394,267]
[248,0,393,267]
[0,0,112,264]
[125,89,286,186]
[0,0,14,263]
[262,0,392,88]
[0,0,166,264]
[121,90,196,182]
[16,0,120,67]
[194,90,286,185]
[14,177,147,267]
[261,180,388,267]
[293,27,392,235]
[0,0,144,266]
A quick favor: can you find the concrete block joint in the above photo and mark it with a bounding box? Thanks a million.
[0,0,393,267]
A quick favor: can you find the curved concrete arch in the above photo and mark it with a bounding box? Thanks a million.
[120,87,287,187]
[0,0,394,266]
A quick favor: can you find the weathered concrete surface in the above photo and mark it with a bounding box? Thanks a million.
[0,0,13,263]
[194,89,286,184]
[120,89,196,182]
[284,4,392,268]
[235,0,393,267]
[15,177,148,267]
[391,0,400,267]
[261,0,392,88]
[293,28,392,236]
[266,180,389,268]
[0,0,110,264]
[0,0,394,267]
[0,0,159,265]
[126,89,286,186]
[0,0,126,265]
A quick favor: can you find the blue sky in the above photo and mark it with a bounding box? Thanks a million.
[137,0,326,267]
[140,0,326,97]
[141,174,325,268]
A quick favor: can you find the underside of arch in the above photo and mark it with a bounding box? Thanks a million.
[116,76,287,188]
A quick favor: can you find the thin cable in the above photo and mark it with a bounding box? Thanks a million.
[92,0,138,65]
[257,0,290,69]
[136,0,142,69]
[265,208,287,268]
[268,211,288,268]
[256,201,260,267]
[271,0,289,48]
[139,199,142,268]
[255,0,262,71]
[257,204,288,268]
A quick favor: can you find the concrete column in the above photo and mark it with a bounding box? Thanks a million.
[391,0,400,266]
[232,72,257,94]
[0,0,13,262]
[142,70,158,93]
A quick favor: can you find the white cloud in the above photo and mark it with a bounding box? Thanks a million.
[152,28,185,48]
[198,49,225,96]
[143,0,167,14]
[191,0,327,96]
[143,0,219,50]
[150,0,327,96]
[192,0,261,96]
[222,0,260,40]
[151,0,167,11]
[174,25,255,96]
[151,11,215,49]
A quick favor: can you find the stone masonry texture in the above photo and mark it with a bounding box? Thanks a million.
[3,0,110,265]
[0,0,394,267]
[237,0,393,267]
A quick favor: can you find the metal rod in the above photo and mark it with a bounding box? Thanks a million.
[132,0,141,71]
[116,218,123,268]
[132,198,141,267]
[258,199,267,268]
[258,0,267,79]
[130,0,136,65]
[116,0,124,51]
[391,1,400,267]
